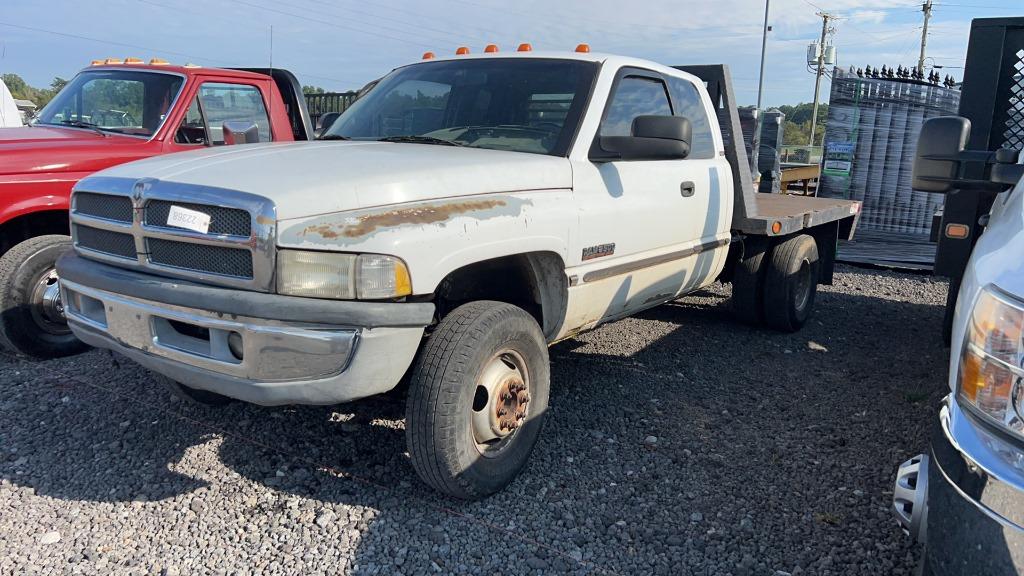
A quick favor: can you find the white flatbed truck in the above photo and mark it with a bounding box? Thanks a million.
[56,50,860,498]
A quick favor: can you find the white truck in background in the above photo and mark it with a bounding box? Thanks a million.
[56,50,860,499]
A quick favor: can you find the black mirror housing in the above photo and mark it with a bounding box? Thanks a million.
[222,121,261,145]
[597,115,692,161]
[913,116,971,193]
[317,111,342,136]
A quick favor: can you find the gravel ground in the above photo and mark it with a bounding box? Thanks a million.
[0,265,949,575]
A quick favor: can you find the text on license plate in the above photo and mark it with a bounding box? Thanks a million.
[166,205,211,234]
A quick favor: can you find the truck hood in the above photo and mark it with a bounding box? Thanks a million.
[0,125,148,176]
[87,141,573,220]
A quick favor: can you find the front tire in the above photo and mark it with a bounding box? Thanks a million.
[406,301,550,500]
[0,235,88,359]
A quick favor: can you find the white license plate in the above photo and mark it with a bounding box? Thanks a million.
[166,205,211,234]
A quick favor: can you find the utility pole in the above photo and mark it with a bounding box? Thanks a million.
[808,11,831,147]
[918,0,932,72]
[750,0,771,178]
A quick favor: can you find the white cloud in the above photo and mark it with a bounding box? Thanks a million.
[850,10,888,24]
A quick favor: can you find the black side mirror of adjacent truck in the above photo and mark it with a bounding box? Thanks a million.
[913,116,1023,193]
[222,121,261,145]
[596,115,692,162]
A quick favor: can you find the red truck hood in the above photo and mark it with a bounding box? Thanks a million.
[0,125,152,176]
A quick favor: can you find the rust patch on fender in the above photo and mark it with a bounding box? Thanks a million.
[301,199,510,240]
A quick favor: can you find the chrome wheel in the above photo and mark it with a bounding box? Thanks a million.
[29,268,70,336]
[471,349,531,456]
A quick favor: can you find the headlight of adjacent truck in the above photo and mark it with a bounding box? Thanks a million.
[958,285,1024,434]
[276,250,412,300]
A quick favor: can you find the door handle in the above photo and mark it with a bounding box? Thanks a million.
[680,181,695,197]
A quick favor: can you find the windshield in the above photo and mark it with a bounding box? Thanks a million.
[35,69,184,137]
[325,58,598,156]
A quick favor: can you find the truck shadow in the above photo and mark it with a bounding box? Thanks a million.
[0,280,950,573]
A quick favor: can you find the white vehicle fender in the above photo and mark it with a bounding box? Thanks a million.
[276,190,574,294]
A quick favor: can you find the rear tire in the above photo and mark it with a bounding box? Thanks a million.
[0,235,88,359]
[406,301,549,500]
[762,234,819,332]
[731,237,769,325]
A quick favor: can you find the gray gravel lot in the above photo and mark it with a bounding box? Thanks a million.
[0,265,949,575]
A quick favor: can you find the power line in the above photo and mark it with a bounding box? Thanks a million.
[218,0,434,48]
[0,20,360,86]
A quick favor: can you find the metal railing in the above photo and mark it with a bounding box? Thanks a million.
[304,92,358,128]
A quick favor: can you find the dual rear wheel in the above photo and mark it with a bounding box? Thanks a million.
[732,233,820,332]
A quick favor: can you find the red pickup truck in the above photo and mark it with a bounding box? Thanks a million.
[0,59,314,358]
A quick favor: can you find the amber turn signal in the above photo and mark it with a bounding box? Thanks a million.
[455,46,470,55]
[575,43,590,53]
[485,44,499,53]
[517,43,532,52]
[422,51,436,60]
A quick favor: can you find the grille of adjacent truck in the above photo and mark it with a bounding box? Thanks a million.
[147,238,254,279]
[145,200,251,237]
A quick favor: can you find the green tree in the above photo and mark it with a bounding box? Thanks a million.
[302,85,326,94]
[1,74,68,108]
[779,102,829,145]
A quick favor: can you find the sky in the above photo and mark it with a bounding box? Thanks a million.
[0,0,1019,107]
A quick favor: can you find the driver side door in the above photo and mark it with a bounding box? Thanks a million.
[565,68,719,329]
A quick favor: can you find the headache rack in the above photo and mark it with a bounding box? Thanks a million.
[674,64,860,240]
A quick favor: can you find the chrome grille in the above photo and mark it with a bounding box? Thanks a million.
[74,192,133,223]
[69,178,276,291]
[73,225,136,259]
[145,200,251,236]
[147,238,253,278]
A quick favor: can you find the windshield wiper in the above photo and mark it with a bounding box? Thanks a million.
[319,134,351,141]
[55,120,107,136]
[377,135,464,147]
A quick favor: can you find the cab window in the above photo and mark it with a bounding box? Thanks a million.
[600,76,672,137]
[667,77,716,159]
[174,82,272,145]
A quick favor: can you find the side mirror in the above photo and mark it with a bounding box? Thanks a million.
[598,115,691,161]
[913,116,971,193]
[316,112,342,137]
[222,121,260,145]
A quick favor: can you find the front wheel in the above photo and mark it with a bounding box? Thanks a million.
[405,301,550,500]
[0,235,88,359]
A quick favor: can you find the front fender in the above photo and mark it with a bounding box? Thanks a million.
[277,190,573,293]
[0,172,86,225]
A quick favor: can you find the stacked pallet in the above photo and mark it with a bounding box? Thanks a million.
[819,69,960,236]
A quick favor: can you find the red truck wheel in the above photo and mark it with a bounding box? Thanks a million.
[0,235,88,359]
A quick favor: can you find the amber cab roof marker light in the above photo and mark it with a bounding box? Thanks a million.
[149,58,171,65]
[123,57,144,64]
[484,44,499,53]
[517,43,532,52]
[455,46,470,55]
[90,59,104,66]
[422,51,436,60]
[575,43,591,53]
[104,58,124,65]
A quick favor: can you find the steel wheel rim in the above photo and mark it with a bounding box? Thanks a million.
[471,349,531,457]
[794,259,812,312]
[29,268,71,336]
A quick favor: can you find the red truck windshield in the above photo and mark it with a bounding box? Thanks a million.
[325,58,598,156]
[34,69,185,138]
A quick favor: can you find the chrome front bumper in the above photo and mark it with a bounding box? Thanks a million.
[57,252,433,406]
[901,397,1024,575]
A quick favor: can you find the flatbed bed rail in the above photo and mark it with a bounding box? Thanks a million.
[675,65,860,240]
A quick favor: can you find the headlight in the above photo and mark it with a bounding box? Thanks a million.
[957,285,1024,434]
[276,250,411,300]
